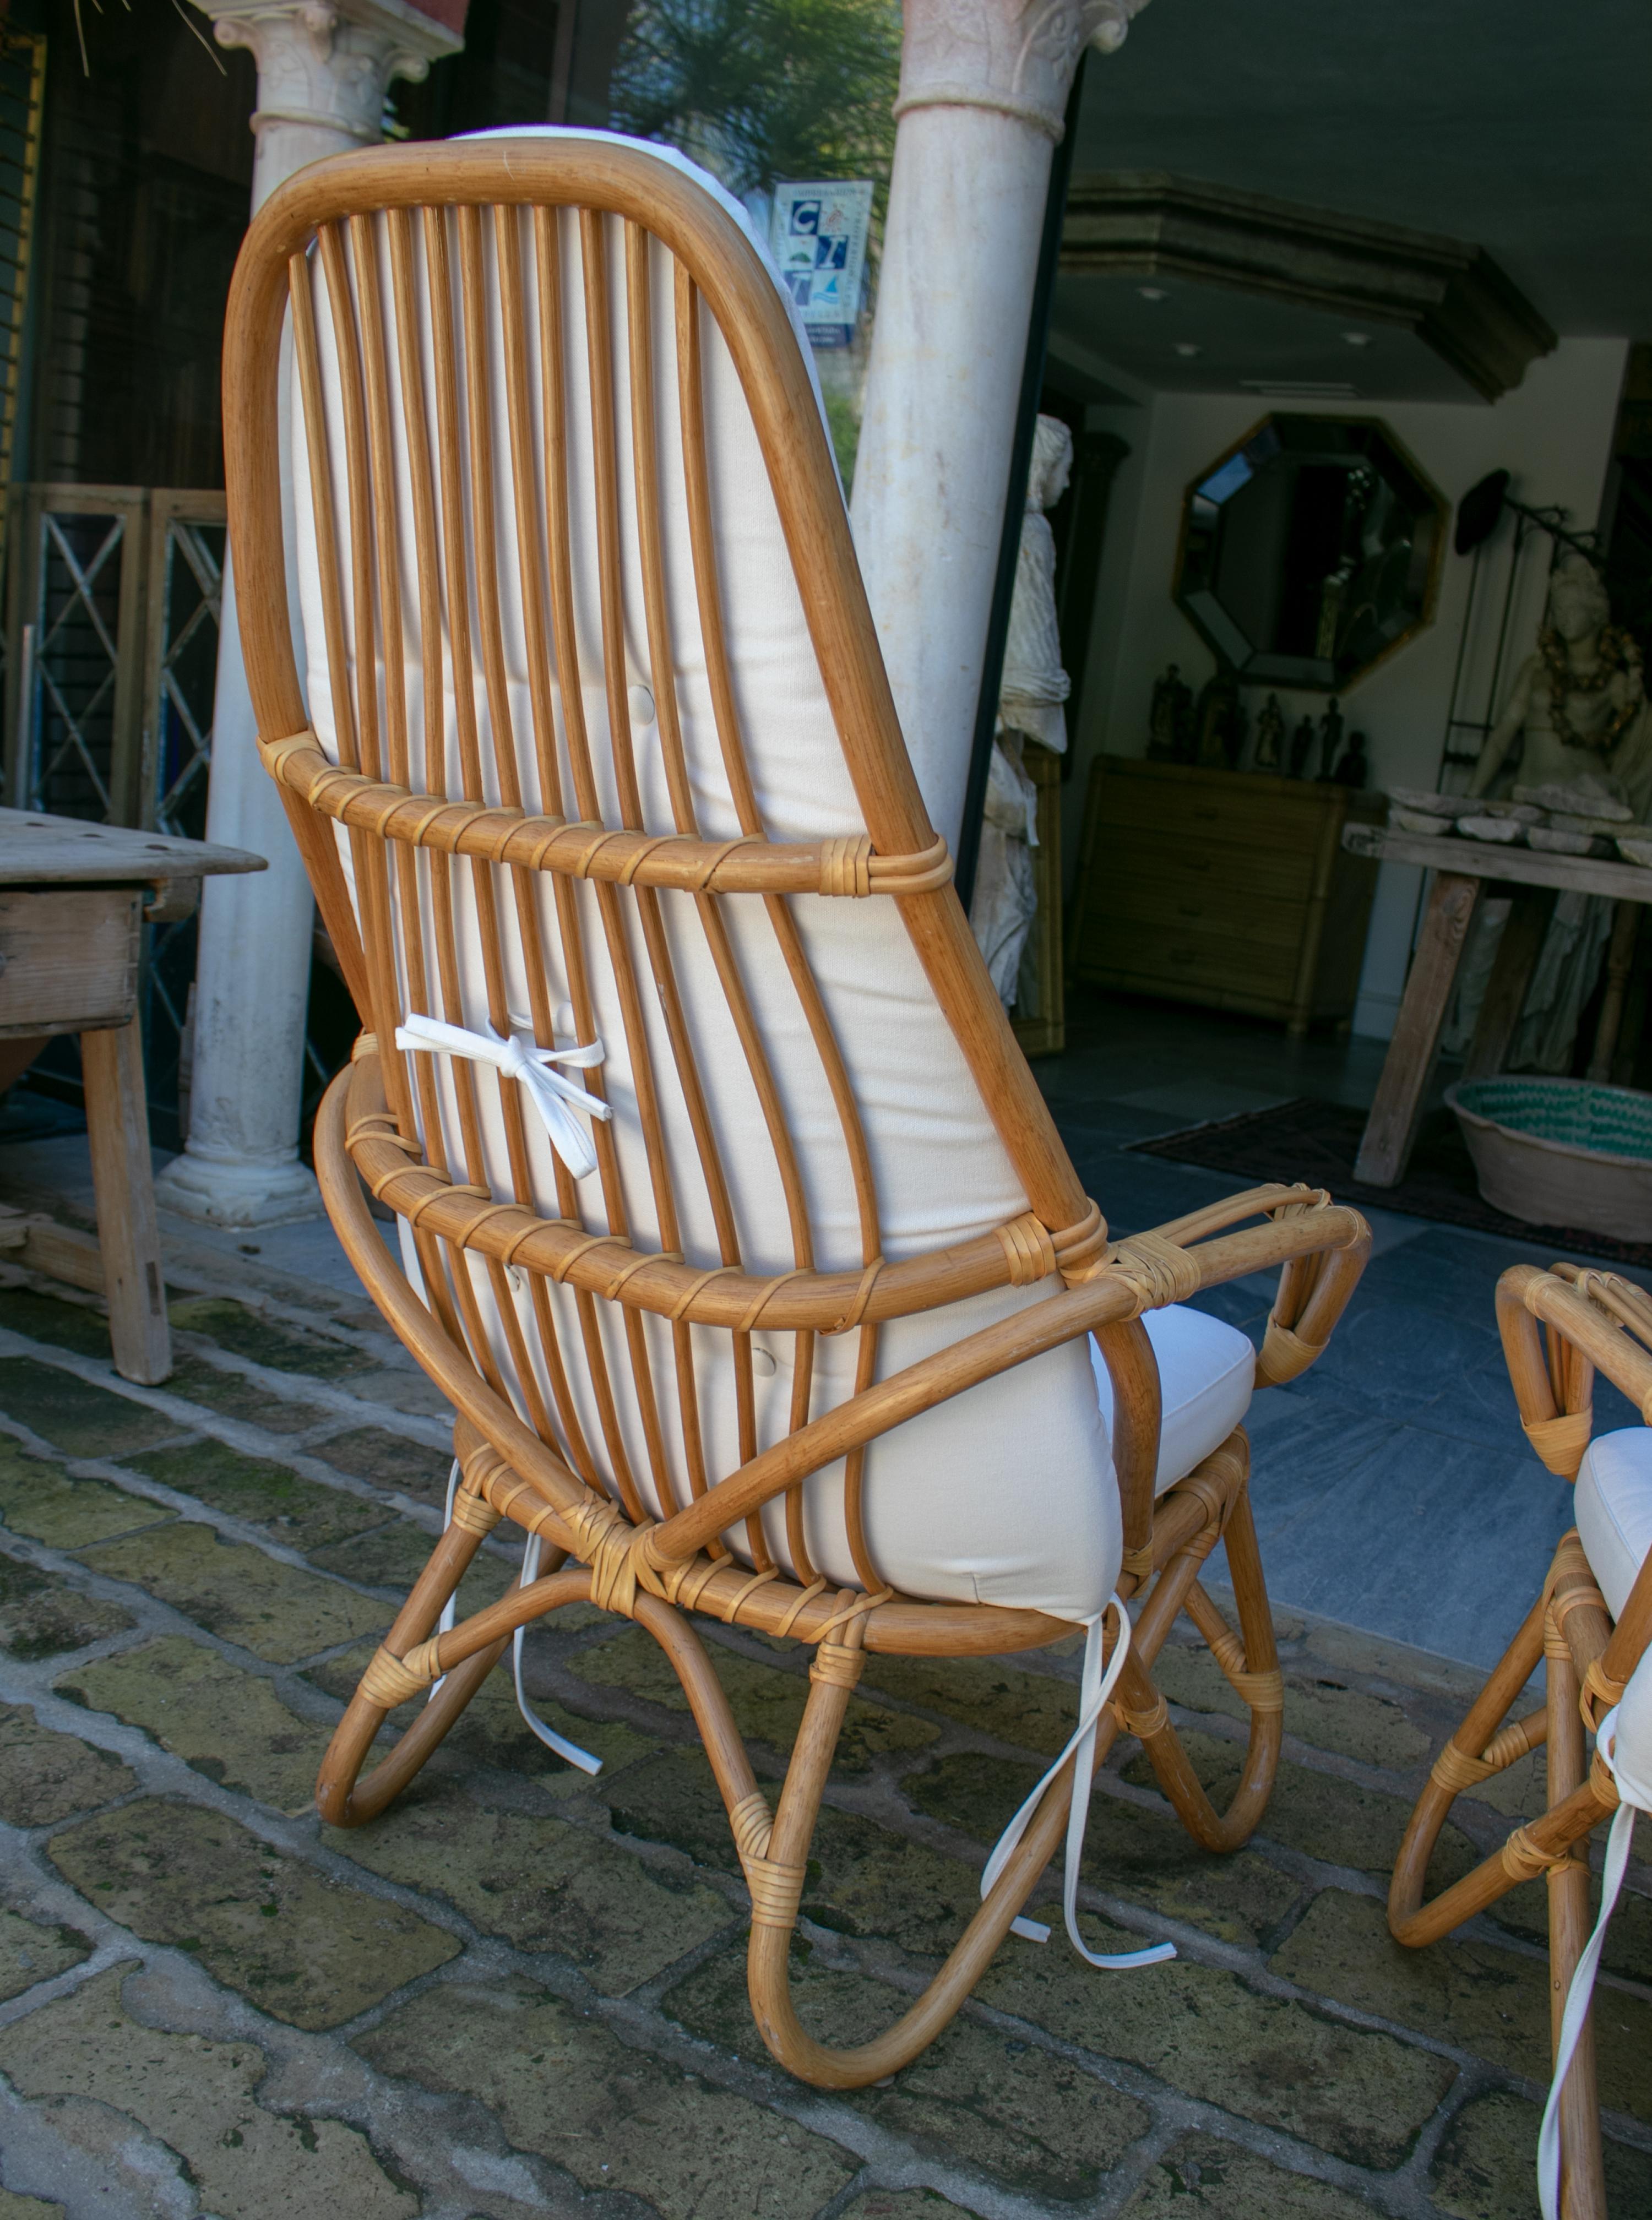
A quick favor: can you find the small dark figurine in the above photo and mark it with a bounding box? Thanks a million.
[1333,729,1370,787]
[1317,695,1345,781]
[1148,663,1194,761]
[1227,700,1249,771]
[1289,714,1316,779]
[1254,692,1285,771]
[1194,668,1242,769]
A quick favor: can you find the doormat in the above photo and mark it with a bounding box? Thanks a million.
[1127,1095,1652,1269]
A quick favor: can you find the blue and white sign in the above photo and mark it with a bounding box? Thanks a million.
[770,179,873,348]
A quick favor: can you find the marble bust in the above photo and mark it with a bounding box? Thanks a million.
[1468,555,1645,800]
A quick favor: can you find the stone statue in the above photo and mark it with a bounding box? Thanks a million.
[1317,695,1345,782]
[1148,662,1192,761]
[1289,715,1316,779]
[1451,556,1652,1071]
[1468,554,1645,801]
[997,415,1073,758]
[970,413,1072,1006]
[1254,693,1285,771]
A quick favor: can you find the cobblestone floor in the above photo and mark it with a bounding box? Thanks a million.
[0,1242,1649,2218]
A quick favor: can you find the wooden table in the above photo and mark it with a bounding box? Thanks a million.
[0,810,263,1383]
[1341,824,1652,1188]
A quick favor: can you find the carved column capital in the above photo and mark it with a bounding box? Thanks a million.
[193,0,461,154]
[895,0,1151,140]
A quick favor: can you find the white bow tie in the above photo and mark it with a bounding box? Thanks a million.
[394,1012,610,1180]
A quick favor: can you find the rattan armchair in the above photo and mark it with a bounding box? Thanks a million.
[1390,1261,1652,2219]
[221,129,1370,2086]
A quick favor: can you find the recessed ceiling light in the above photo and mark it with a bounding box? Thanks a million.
[1138,285,1167,301]
[1341,331,1372,347]
[1173,342,1201,357]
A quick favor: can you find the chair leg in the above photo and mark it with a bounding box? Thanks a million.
[1389,1534,1620,2218]
[1126,1480,1284,1853]
[316,1511,572,1826]
[743,1604,1077,2090]
[1545,1612,1608,2220]
[1389,1582,1555,1946]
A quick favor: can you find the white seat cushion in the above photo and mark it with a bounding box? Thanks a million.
[298,129,1254,1628]
[1575,1428,1652,1618]
[1093,1305,1257,1499]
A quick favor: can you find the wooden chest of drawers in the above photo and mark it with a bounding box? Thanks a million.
[1068,757,1385,1036]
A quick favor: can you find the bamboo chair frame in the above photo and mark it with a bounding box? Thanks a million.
[1390,1261,1652,2220]
[222,136,1371,2087]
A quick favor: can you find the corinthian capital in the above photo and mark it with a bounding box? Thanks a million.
[194,0,462,149]
[895,0,1152,140]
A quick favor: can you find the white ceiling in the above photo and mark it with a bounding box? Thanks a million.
[1054,0,1652,401]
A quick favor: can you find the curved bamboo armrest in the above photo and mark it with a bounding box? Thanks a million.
[1077,1182,1369,1388]
[1084,1187,1369,1574]
[1492,1264,1652,1728]
[1496,1263,1652,1479]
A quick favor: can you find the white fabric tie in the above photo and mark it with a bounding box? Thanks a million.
[1538,1648,1652,2220]
[512,1529,604,1774]
[980,1596,1178,1972]
[427,1461,602,1776]
[396,1011,610,1180]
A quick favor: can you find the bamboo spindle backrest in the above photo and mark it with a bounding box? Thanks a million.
[222,138,1094,1590]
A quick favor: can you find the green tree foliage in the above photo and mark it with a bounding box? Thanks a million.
[610,0,900,202]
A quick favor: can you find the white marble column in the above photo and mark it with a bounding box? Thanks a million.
[157,0,461,1228]
[849,0,1148,852]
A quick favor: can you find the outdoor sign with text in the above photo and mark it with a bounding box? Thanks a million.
[769,179,873,347]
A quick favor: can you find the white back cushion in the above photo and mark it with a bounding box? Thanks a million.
[290,130,1123,1622]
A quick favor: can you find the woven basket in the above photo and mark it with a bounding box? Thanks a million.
[1446,1076,1652,1238]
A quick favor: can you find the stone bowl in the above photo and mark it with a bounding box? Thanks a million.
[1476,800,1544,823]
[1516,780,1634,822]
[1447,1076,1652,1238]
[1529,826,1600,856]
[1392,806,1449,835]
[1387,786,1460,817]
[1455,815,1525,844]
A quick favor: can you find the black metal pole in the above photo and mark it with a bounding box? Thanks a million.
[953,55,1086,913]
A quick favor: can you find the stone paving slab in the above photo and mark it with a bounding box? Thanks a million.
[0,1444,167,1552]
[0,1552,133,1661]
[665,1944,1154,2202]
[0,1704,137,1827]
[47,1800,460,2029]
[0,1260,1646,2217]
[356,1976,857,2220]
[0,1906,89,2003]
[57,1638,321,1811]
[0,1966,419,2219]
[72,1521,388,1662]
[908,1748,1301,1949]
[326,1780,732,1995]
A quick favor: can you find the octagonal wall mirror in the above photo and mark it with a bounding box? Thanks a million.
[1175,414,1447,690]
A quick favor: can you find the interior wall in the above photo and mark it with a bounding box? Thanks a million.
[1063,338,1630,1037]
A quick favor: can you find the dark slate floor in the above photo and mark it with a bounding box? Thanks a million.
[1037,989,1644,1672]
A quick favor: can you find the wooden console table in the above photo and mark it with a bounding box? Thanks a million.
[0,810,263,1383]
[1342,824,1652,1188]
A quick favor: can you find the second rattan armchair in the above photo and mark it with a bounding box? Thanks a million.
[1390,1260,1652,2220]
